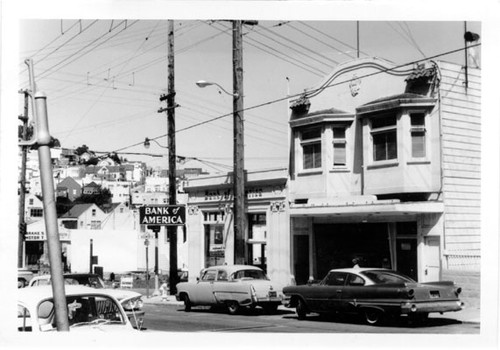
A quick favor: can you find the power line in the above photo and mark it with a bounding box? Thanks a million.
[110,43,480,155]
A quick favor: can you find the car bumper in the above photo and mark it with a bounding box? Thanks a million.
[400,300,464,314]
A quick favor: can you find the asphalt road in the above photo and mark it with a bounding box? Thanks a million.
[141,303,480,334]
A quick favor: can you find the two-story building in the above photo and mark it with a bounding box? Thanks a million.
[287,57,480,304]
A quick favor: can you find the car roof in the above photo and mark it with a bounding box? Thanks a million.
[204,265,263,274]
[18,285,108,302]
[328,267,393,274]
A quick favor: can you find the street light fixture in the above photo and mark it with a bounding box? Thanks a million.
[195,80,239,98]
[144,137,168,149]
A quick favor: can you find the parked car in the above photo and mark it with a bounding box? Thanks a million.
[27,273,145,329]
[18,269,34,288]
[282,268,464,325]
[176,265,283,314]
[17,285,134,332]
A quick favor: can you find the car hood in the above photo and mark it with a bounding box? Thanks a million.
[102,288,142,302]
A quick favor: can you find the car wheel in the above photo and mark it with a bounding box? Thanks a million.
[296,298,307,320]
[182,294,191,312]
[364,308,383,325]
[263,304,278,314]
[227,301,240,315]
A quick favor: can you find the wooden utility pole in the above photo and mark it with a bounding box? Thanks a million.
[18,90,29,268]
[167,20,179,294]
[233,20,245,265]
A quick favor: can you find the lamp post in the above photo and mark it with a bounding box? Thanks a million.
[196,71,246,265]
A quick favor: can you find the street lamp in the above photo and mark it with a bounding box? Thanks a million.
[195,80,239,98]
[196,75,246,265]
[144,137,168,149]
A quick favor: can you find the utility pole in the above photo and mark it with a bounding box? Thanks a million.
[24,59,69,331]
[233,20,246,265]
[18,90,29,268]
[157,20,179,294]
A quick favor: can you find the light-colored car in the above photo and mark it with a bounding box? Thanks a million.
[18,269,34,288]
[28,273,145,329]
[176,265,283,314]
[17,285,134,332]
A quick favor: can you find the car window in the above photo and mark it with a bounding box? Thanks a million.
[346,274,365,286]
[201,270,217,281]
[17,305,32,332]
[323,272,348,286]
[217,270,228,281]
[34,278,51,286]
[361,270,415,284]
[231,269,268,280]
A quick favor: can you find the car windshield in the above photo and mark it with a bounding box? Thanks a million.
[231,269,268,280]
[32,295,125,331]
[361,270,415,284]
[65,275,105,289]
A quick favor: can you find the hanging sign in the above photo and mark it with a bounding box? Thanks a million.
[139,205,186,226]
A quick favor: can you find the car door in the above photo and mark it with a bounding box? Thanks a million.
[305,272,347,313]
[338,273,366,312]
[190,269,217,305]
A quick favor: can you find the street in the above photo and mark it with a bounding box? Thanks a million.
[141,303,480,334]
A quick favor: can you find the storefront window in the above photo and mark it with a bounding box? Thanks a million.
[204,211,228,267]
[248,214,267,271]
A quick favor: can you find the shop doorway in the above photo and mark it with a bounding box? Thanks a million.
[314,223,391,279]
[293,235,309,285]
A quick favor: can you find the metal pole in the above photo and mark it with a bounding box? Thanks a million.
[145,240,149,298]
[154,230,159,294]
[34,91,69,331]
[18,91,29,268]
[167,19,179,295]
[89,239,93,273]
[233,20,246,265]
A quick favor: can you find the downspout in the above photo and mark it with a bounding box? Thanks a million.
[431,60,446,270]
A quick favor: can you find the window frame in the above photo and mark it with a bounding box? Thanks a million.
[409,112,427,159]
[370,114,398,163]
[332,127,347,168]
[300,127,322,171]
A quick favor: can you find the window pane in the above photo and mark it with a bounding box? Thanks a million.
[373,134,386,161]
[412,131,426,157]
[302,128,321,140]
[303,143,321,169]
[386,131,397,159]
[333,128,345,139]
[411,114,425,126]
[333,143,346,165]
[371,115,396,129]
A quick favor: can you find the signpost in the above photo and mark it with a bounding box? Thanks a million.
[139,205,186,295]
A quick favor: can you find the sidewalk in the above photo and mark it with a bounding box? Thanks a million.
[139,291,481,324]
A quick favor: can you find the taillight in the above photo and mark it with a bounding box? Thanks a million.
[455,287,462,296]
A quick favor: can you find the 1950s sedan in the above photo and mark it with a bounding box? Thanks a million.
[18,285,134,332]
[176,265,283,314]
[282,268,464,325]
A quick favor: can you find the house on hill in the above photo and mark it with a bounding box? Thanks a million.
[59,203,106,230]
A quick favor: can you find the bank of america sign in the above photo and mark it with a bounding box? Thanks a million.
[139,205,186,226]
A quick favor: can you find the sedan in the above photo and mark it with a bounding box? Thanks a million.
[17,285,134,332]
[282,268,464,325]
[176,265,283,315]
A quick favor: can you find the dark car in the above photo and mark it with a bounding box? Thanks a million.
[282,268,463,325]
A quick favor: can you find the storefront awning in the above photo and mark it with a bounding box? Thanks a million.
[290,200,444,217]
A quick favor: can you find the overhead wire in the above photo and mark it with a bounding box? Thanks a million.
[110,43,481,155]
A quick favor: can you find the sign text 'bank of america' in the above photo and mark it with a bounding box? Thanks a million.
[139,205,186,226]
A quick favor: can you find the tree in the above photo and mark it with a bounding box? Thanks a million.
[74,186,112,207]
[74,144,89,156]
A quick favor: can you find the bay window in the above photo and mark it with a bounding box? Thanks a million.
[301,127,322,169]
[371,115,397,161]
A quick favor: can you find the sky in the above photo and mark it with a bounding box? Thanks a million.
[14,16,482,173]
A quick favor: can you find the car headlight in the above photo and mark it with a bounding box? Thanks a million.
[123,297,143,310]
